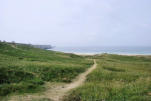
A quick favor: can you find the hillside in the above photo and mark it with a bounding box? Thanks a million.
[0,42,93,99]
[1,42,151,101]
[65,54,151,101]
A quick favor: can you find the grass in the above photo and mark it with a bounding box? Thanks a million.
[65,54,151,101]
[1,42,151,101]
[0,42,93,98]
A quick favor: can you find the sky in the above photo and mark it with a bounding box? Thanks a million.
[0,0,151,47]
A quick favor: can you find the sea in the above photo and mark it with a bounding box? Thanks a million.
[50,46,151,55]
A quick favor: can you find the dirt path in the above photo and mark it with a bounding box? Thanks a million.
[9,60,97,101]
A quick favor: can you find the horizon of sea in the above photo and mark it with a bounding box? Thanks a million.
[49,46,151,55]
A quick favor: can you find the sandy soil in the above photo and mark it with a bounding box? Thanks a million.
[73,53,97,55]
[8,60,97,101]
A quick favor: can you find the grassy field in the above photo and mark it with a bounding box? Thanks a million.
[65,54,151,101]
[1,42,151,101]
[0,42,93,98]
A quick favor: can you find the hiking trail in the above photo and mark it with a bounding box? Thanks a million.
[9,59,97,101]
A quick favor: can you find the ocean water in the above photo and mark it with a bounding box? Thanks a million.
[50,46,151,55]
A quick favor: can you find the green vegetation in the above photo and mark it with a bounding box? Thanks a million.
[0,42,93,97]
[65,54,151,101]
[1,42,151,101]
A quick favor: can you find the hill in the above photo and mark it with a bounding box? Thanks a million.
[65,54,151,101]
[0,42,93,98]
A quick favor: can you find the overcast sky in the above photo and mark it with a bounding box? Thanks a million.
[0,0,151,46]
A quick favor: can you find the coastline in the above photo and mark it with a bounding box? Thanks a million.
[73,52,97,56]
[51,46,151,56]
[73,52,151,56]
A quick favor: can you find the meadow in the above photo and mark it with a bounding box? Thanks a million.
[0,42,93,99]
[65,54,151,101]
[1,42,151,101]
